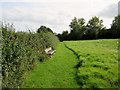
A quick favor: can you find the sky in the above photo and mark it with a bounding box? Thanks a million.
[0,0,119,33]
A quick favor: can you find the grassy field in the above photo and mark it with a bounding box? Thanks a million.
[64,39,118,88]
[22,39,118,88]
[21,42,80,88]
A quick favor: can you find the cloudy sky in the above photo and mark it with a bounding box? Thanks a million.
[0,0,119,33]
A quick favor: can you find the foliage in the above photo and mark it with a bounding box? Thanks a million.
[21,43,79,88]
[2,24,59,88]
[37,25,53,33]
[65,39,118,88]
[69,17,86,40]
[98,15,120,39]
[57,31,69,41]
[110,15,120,38]
[40,32,59,49]
[57,16,119,41]
[85,16,105,39]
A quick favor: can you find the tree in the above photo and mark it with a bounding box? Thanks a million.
[57,31,69,41]
[61,31,69,40]
[86,16,105,39]
[110,15,120,38]
[69,17,86,40]
[37,25,53,33]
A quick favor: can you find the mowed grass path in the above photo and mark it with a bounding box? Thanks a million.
[22,42,80,88]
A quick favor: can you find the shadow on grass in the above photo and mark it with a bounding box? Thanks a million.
[63,43,84,87]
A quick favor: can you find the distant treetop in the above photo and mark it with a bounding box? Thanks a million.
[37,25,53,33]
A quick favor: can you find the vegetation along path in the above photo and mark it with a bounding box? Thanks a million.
[22,42,80,88]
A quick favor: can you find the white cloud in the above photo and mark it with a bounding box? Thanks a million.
[1,0,119,3]
[98,3,118,18]
[119,1,120,15]
[2,3,71,33]
[1,0,120,33]
[0,3,2,21]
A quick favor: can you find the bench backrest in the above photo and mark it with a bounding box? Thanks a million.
[45,47,52,53]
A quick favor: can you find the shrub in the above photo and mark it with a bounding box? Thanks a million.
[1,24,59,88]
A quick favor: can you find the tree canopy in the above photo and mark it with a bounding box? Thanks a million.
[57,16,119,41]
[37,25,53,33]
[85,16,105,39]
[69,17,86,40]
[110,15,120,38]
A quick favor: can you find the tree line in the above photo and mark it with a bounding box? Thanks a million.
[57,15,120,41]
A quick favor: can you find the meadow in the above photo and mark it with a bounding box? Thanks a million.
[21,42,80,88]
[22,39,118,88]
[64,39,118,88]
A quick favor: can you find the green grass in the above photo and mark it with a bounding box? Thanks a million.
[21,42,80,88]
[64,39,118,88]
[22,39,118,88]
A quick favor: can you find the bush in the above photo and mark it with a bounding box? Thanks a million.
[1,24,59,88]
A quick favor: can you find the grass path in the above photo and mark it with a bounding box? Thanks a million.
[22,42,80,88]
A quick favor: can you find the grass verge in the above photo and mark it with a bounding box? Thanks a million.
[21,42,80,88]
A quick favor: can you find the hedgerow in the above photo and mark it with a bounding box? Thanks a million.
[1,24,59,88]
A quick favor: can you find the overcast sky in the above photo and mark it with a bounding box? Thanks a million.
[0,0,119,33]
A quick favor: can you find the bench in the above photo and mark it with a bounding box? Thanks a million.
[45,47,56,55]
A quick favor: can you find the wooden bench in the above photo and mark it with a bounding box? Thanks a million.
[45,47,56,55]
